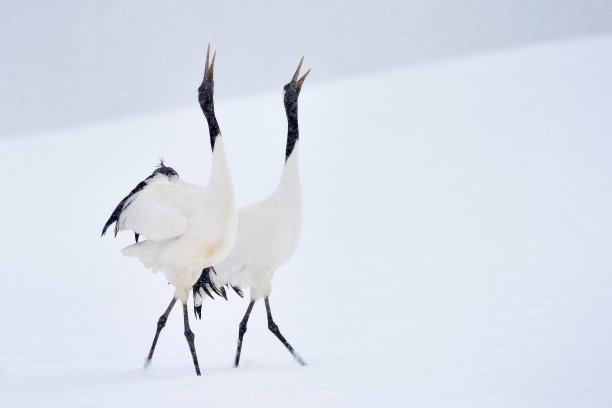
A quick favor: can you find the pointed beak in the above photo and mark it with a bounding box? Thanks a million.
[296,68,311,90]
[201,43,217,86]
[290,57,310,90]
[291,56,304,85]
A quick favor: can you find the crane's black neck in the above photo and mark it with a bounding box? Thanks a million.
[199,83,220,151]
[204,109,220,151]
[285,99,299,162]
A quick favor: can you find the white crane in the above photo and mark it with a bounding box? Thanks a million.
[193,58,310,367]
[101,45,236,375]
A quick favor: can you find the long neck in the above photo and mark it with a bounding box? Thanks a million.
[285,98,299,161]
[199,82,230,194]
[203,106,220,151]
[275,141,301,203]
[207,136,234,197]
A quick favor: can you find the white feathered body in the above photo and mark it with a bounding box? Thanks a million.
[209,142,302,301]
[119,138,237,302]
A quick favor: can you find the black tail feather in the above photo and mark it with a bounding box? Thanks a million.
[194,303,202,319]
[192,266,226,303]
[231,286,244,298]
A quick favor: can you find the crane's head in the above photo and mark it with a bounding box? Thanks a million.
[284,57,310,111]
[153,160,179,179]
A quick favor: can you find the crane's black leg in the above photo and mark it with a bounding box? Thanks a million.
[145,297,176,368]
[182,302,201,376]
[265,297,306,366]
[234,300,255,367]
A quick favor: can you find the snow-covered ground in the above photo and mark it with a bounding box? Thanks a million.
[1,34,611,407]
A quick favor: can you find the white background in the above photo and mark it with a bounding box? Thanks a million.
[1,2,611,407]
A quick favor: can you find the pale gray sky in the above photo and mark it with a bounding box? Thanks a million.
[2,0,612,137]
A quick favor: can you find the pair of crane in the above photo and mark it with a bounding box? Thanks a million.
[101,45,309,375]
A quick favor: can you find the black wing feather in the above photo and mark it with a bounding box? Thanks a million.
[100,163,179,238]
[192,266,229,319]
[231,285,244,298]
[101,179,149,237]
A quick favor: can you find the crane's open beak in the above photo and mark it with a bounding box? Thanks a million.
[290,57,311,90]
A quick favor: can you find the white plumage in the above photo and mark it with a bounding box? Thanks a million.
[120,139,236,302]
[101,45,235,375]
[202,143,301,301]
[193,58,310,367]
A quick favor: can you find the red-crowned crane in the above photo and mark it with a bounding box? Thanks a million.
[102,46,236,375]
[193,58,310,367]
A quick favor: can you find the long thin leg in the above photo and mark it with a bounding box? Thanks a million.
[265,297,306,366]
[145,298,176,367]
[182,302,201,376]
[234,300,255,367]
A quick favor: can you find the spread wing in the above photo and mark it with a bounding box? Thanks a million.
[101,179,149,238]
[116,179,191,241]
[101,164,181,239]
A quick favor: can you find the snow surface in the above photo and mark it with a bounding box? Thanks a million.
[1,34,611,407]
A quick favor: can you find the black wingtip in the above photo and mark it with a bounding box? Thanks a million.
[204,267,224,297]
[192,284,207,319]
[193,268,214,299]
[202,283,214,299]
[192,266,228,307]
[210,281,224,297]
[101,219,113,237]
[231,286,244,298]
[101,161,180,240]
[194,303,202,320]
